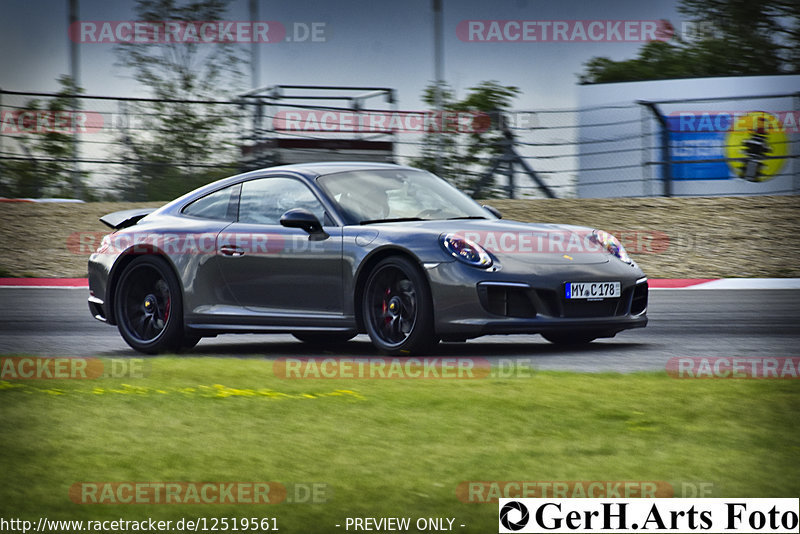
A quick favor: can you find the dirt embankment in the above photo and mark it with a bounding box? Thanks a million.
[0,196,798,278]
[492,196,800,278]
[0,202,162,278]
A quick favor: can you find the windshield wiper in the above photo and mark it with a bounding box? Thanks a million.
[446,216,488,220]
[360,217,425,225]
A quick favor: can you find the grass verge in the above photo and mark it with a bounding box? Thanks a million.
[0,357,798,533]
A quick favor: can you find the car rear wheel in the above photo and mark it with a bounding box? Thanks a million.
[362,256,436,355]
[114,255,185,354]
[541,331,598,345]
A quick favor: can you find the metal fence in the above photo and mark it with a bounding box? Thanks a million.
[0,90,248,200]
[1,88,797,200]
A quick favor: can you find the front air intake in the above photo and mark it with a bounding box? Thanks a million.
[478,284,537,318]
[631,281,649,315]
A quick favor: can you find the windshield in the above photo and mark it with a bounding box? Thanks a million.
[317,169,493,225]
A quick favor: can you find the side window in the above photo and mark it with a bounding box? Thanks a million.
[238,177,326,225]
[182,184,238,221]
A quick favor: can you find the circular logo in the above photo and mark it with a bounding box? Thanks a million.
[500,501,530,531]
[725,111,788,182]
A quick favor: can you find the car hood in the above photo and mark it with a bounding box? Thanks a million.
[368,219,612,266]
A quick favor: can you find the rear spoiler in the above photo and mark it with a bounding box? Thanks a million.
[99,208,155,230]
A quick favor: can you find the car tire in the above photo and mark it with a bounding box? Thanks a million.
[541,331,598,345]
[362,256,437,355]
[114,255,185,354]
[292,332,356,345]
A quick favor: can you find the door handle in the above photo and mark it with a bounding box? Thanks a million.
[219,245,245,257]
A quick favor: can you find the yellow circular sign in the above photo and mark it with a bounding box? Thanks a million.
[725,111,788,182]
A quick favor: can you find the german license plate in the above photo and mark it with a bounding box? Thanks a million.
[565,281,620,299]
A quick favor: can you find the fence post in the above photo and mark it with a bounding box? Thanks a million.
[639,101,672,197]
[641,103,651,196]
[70,94,83,200]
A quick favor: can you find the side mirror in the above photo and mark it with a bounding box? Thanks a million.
[482,205,502,219]
[280,208,329,240]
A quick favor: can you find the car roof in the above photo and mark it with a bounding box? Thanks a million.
[152,162,419,217]
[261,161,416,177]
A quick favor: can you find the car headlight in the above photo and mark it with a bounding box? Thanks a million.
[441,233,493,268]
[591,229,632,264]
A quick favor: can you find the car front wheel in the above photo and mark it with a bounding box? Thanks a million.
[362,256,436,355]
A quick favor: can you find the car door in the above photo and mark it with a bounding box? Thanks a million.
[177,183,240,318]
[217,176,344,316]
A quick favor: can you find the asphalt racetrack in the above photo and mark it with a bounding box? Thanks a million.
[1,288,797,373]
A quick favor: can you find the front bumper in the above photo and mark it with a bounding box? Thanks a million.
[426,259,648,338]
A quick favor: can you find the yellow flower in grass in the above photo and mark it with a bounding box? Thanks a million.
[128,384,150,395]
[0,380,365,402]
[0,381,24,391]
[256,389,290,399]
[331,389,367,400]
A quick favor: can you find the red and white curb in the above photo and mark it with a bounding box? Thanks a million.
[0,278,89,288]
[648,278,800,290]
[2,278,799,289]
[0,198,84,203]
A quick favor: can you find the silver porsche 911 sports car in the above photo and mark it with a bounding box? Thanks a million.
[88,162,647,354]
